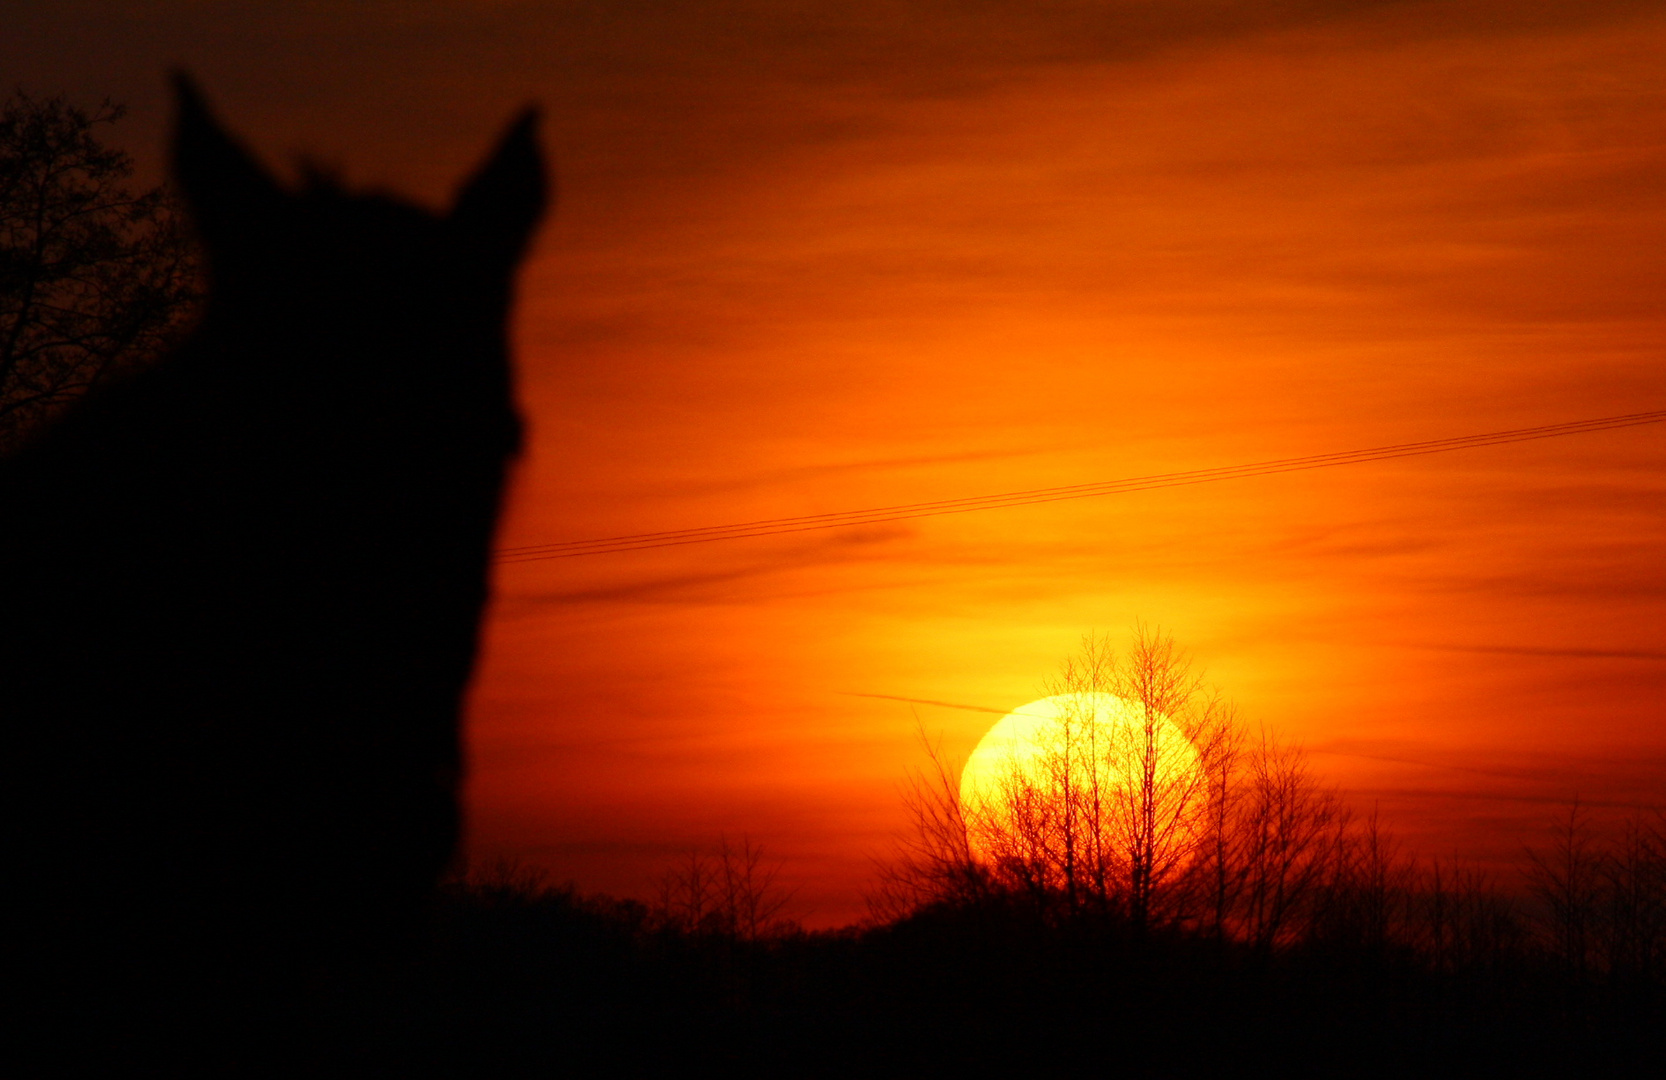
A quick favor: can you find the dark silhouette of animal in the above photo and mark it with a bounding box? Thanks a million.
[2,75,545,1065]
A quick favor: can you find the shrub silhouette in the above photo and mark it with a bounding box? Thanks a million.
[1,74,545,1066]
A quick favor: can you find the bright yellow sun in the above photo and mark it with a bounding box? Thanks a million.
[958,692,1204,863]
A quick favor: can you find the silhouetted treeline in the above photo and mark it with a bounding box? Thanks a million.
[381,812,1662,1077]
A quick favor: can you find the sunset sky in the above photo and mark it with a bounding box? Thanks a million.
[11,0,1665,925]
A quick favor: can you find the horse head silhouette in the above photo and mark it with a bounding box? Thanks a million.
[3,74,546,1061]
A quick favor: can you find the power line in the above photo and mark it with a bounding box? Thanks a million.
[495,409,1666,562]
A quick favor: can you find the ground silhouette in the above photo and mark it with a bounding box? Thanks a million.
[411,863,1663,1077]
[1,75,544,1069]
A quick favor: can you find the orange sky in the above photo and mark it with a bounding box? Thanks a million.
[11,1,1665,925]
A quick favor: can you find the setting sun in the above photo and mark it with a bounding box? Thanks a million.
[941,654,1223,925]
[959,691,1203,861]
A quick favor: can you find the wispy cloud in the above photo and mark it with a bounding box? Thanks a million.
[497,525,916,608]
[630,446,1062,500]
[839,692,1014,717]
[1352,787,1659,811]
[1390,643,1666,661]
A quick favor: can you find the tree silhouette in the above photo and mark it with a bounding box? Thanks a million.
[867,721,988,922]
[1524,804,1666,1014]
[970,629,1236,928]
[1235,729,1349,951]
[0,90,197,449]
[1525,801,1602,985]
[883,627,1239,931]
[654,836,796,940]
[1601,814,1666,997]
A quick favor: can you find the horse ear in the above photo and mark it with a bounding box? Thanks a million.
[449,107,547,271]
[170,71,283,251]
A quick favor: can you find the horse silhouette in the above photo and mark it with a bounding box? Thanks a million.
[2,75,545,1064]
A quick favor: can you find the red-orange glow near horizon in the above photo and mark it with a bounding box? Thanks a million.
[14,2,1666,926]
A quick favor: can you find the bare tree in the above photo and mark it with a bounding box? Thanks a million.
[1198,701,1247,940]
[867,719,987,923]
[1525,801,1603,982]
[1601,813,1666,993]
[1236,729,1348,951]
[1106,627,1237,929]
[950,627,1237,930]
[655,836,796,940]
[715,836,796,940]
[1,90,198,449]
[656,849,722,933]
[1310,806,1413,958]
[1411,854,1529,1007]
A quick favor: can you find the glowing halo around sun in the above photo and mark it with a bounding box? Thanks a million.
[958,692,1204,863]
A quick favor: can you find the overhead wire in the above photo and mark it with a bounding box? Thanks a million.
[493,409,1666,562]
